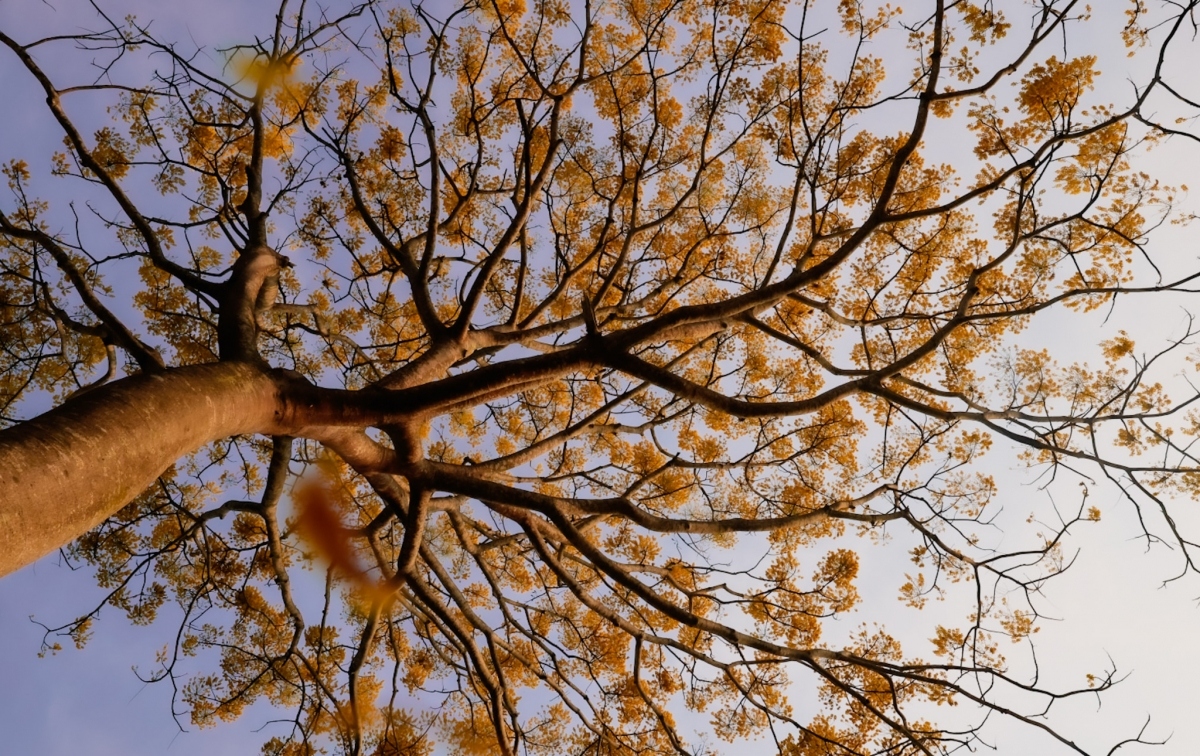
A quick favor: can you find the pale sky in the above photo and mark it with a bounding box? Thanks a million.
[4,1,1200,754]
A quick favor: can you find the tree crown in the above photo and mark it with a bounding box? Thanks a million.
[3,0,1200,753]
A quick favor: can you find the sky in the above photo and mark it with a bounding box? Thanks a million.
[5,0,1200,754]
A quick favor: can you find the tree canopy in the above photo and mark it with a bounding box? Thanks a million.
[3,0,1200,753]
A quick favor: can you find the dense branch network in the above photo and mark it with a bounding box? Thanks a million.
[2,0,1200,754]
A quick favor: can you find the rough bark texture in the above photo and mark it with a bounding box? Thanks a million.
[0,363,283,577]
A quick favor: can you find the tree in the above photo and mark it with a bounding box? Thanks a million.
[2,0,1200,752]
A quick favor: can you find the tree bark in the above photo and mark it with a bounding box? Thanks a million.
[0,363,285,577]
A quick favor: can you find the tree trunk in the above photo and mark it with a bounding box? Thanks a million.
[0,363,284,577]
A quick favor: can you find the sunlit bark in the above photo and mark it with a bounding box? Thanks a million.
[0,364,280,575]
